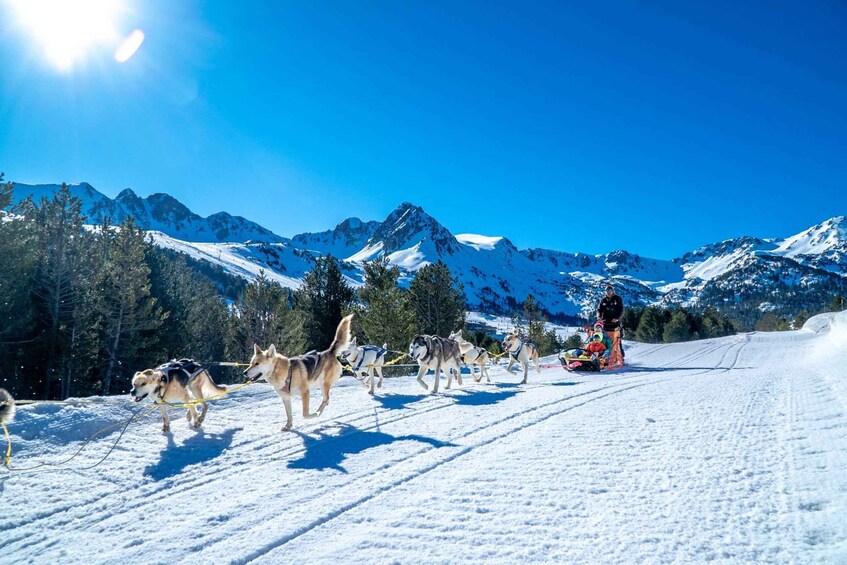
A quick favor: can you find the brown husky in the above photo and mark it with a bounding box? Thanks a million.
[245,314,352,431]
[131,360,227,433]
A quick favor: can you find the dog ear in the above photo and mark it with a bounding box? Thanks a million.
[352,336,358,346]
[253,343,262,355]
[267,344,277,357]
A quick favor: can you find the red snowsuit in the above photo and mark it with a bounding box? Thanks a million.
[585,341,606,356]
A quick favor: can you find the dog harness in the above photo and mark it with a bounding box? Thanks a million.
[348,346,387,372]
[508,341,524,360]
[156,359,207,382]
[153,359,207,401]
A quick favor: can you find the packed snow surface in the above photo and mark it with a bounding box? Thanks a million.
[3,312,847,563]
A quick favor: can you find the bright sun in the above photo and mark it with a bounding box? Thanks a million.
[6,0,141,71]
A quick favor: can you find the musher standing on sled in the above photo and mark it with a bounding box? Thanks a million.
[597,284,625,360]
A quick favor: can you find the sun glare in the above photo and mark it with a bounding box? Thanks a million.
[6,0,138,71]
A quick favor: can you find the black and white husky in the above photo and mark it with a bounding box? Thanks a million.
[409,334,463,393]
[340,337,388,395]
[0,388,15,424]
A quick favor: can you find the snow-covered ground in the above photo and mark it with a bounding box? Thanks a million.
[3,312,847,563]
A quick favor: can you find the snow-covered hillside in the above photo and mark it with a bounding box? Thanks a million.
[8,182,846,320]
[3,312,847,563]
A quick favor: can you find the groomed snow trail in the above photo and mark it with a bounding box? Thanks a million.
[2,313,846,564]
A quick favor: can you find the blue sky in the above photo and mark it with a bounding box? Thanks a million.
[1,0,845,259]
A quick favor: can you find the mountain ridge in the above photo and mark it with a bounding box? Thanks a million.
[7,180,845,323]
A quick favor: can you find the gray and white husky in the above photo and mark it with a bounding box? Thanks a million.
[409,334,463,393]
[340,337,388,395]
[0,388,15,424]
[448,330,491,383]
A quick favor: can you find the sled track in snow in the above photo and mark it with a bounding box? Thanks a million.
[227,372,695,563]
[3,345,748,558]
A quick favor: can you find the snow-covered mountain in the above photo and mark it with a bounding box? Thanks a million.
[7,181,845,321]
[11,182,285,243]
[292,217,380,258]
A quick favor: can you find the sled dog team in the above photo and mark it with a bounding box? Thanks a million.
[129,314,542,433]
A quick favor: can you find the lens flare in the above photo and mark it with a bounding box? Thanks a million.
[115,29,144,63]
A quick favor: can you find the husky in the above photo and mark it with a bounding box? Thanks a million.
[448,330,491,383]
[245,314,352,431]
[502,333,540,384]
[408,334,463,393]
[131,359,227,432]
[341,337,388,395]
[0,388,15,424]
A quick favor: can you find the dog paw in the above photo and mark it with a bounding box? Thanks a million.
[281,425,292,432]
[162,426,170,433]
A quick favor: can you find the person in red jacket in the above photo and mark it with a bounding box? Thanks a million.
[585,333,607,357]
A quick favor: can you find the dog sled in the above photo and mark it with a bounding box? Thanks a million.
[559,323,624,372]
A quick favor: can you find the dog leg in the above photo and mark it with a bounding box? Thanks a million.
[521,360,528,385]
[187,382,209,426]
[367,367,375,395]
[416,365,429,391]
[506,356,516,375]
[276,390,293,431]
[159,405,170,433]
[197,402,208,426]
[376,365,384,389]
[433,361,442,393]
[455,363,463,387]
[316,378,332,416]
[301,387,317,419]
[188,405,201,429]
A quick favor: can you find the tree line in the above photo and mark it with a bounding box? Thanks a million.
[0,180,466,400]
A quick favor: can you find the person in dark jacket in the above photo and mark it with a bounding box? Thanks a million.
[597,284,625,359]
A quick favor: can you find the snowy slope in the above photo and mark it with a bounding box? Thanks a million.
[3,312,847,563]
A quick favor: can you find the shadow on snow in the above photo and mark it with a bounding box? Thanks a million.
[144,427,241,481]
[287,423,456,473]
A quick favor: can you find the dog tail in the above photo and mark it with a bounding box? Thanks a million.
[0,388,16,425]
[329,314,354,357]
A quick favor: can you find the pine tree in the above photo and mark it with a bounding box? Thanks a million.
[521,294,559,354]
[30,184,92,398]
[96,217,166,394]
[407,260,466,336]
[296,255,355,350]
[621,307,642,336]
[635,306,665,343]
[0,175,40,398]
[663,309,694,343]
[229,271,305,358]
[354,257,415,350]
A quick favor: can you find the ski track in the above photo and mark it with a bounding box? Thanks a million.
[3,321,847,564]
